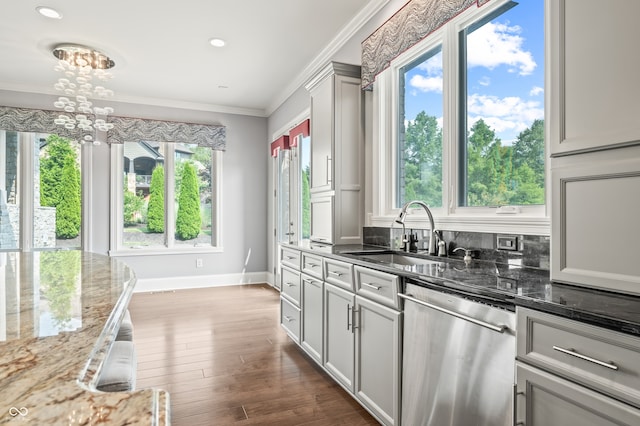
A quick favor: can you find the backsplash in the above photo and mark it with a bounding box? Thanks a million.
[363,226,550,270]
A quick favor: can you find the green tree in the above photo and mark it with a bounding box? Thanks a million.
[147,165,165,233]
[123,183,144,226]
[175,162,201,240]
[55,156,81,238]
[40,135,77,207]
[402,111,442,207]
[513,119,545,187]
[40,135,81,238]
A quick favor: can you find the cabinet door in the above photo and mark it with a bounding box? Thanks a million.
[301,275,323,364]
[324,282,355,392]
[516,362,640,425]
[310,194,333,244]
[551,154,640,294]
[550,0,640,155]
[355,295,402,426]
[310,75,333,192]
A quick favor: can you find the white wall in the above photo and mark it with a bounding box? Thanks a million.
[1,89,269,287]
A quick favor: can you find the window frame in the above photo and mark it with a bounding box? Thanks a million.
[370,0,550,236]
[109,142,223,256]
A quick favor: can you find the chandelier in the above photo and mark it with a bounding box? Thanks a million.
[51,44,115,144]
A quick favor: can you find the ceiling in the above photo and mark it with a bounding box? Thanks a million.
[0,0,378,117]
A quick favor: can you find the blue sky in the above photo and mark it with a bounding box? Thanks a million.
[403,0,544,145]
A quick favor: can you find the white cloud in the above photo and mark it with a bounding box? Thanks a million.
[479,76,491,87]
[467,93,543,142]
[417,51,443,75]
[529,86,544,96]
[467,21,536,75]
[409,74,443,93]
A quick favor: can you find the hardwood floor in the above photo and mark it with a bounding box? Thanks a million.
[128,284,379,425]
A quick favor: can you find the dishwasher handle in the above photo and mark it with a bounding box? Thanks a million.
[399,293,509,333]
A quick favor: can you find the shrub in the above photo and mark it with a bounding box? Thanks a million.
[55,156,81,238]
[175,162,201,240]
[146,166,165,233]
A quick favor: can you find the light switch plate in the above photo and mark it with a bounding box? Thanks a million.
[497,235,518,251]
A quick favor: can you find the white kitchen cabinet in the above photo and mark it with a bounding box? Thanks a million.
[549,0,640,294]
[551,150,640,294]
[355,295,402,426]
[300,274,323,364]
[516,308,640,424]
[549,0,640,156]
[323,282,356,392]
[305,62,363,245]
[515,362,640,426]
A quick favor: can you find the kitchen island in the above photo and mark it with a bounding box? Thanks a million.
[0,251,169,425]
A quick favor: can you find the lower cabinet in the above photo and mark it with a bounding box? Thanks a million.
[355,295,402,426]
[280,297,301,343]
[324,282,356,391]
[323,283,401,426]
[516,362,640,425]
[301,274,323,364]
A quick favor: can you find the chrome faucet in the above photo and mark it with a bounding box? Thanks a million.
[394,200,438,255]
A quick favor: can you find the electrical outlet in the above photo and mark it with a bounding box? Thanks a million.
[196,258,203,268]
[497,235,518,251]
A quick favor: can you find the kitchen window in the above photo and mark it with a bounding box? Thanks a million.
[111,141,222,254]
[375,0,547,234]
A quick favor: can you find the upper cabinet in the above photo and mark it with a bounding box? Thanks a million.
[305,62,363,245]
[550,0,640,294]
[549,0,640,156]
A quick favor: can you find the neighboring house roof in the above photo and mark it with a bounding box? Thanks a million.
[124,141,163,161]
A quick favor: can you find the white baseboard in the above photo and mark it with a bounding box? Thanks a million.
[133,271,273,293]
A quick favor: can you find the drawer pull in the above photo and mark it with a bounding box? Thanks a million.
[552,346,619,371]
[328,271,343,277]
[283,316,295,322]
[306,262,319,268]
[362,282,381,291]
[284,282,295,287]
[285,255,296,260]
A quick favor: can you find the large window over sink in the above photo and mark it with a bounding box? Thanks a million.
[378,0,547,233]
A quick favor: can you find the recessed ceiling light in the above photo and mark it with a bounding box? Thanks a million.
[36,6,63,19]
[209,38,226,48]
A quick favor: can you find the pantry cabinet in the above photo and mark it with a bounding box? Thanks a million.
[305,62,363,245]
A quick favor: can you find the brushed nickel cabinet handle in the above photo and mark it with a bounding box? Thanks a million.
[328,271,343,277]
[362,282,381,291]
[283,316,294,322]
[552,346,619,370]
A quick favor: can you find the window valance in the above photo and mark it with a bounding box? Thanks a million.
[360,0,492,89]
[0,106,226,150]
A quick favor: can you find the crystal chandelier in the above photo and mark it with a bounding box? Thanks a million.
[52,44,115,144]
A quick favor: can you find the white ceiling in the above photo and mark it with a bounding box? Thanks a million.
[0,0,379,117]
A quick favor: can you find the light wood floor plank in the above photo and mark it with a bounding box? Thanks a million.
[129,284,379,425]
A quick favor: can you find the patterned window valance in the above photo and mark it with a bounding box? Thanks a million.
[0,106,226,150]
[361,0,492,89]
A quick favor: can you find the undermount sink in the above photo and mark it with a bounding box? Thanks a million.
[346,251,445,267]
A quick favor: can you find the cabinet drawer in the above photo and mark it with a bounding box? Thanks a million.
[281,247,301,270]
[281,266,301,305]
[301,253,324,279]
[324,257,354,291]
[354,266,400,309]
[280,297,301,343]
[517,307,640,408]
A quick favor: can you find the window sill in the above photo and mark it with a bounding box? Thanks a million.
[369,214,550,236]
[109,246,224,257]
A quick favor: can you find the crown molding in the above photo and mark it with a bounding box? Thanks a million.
[265,0,392,116]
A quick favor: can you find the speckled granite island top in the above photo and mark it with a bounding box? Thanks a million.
[0,251,169,425]
[285,242,640,337]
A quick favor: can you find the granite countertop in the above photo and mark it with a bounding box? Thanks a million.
[285,242,640,337]
[0,251,169,425]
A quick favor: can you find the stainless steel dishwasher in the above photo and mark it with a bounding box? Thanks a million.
[399,281,516,426]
